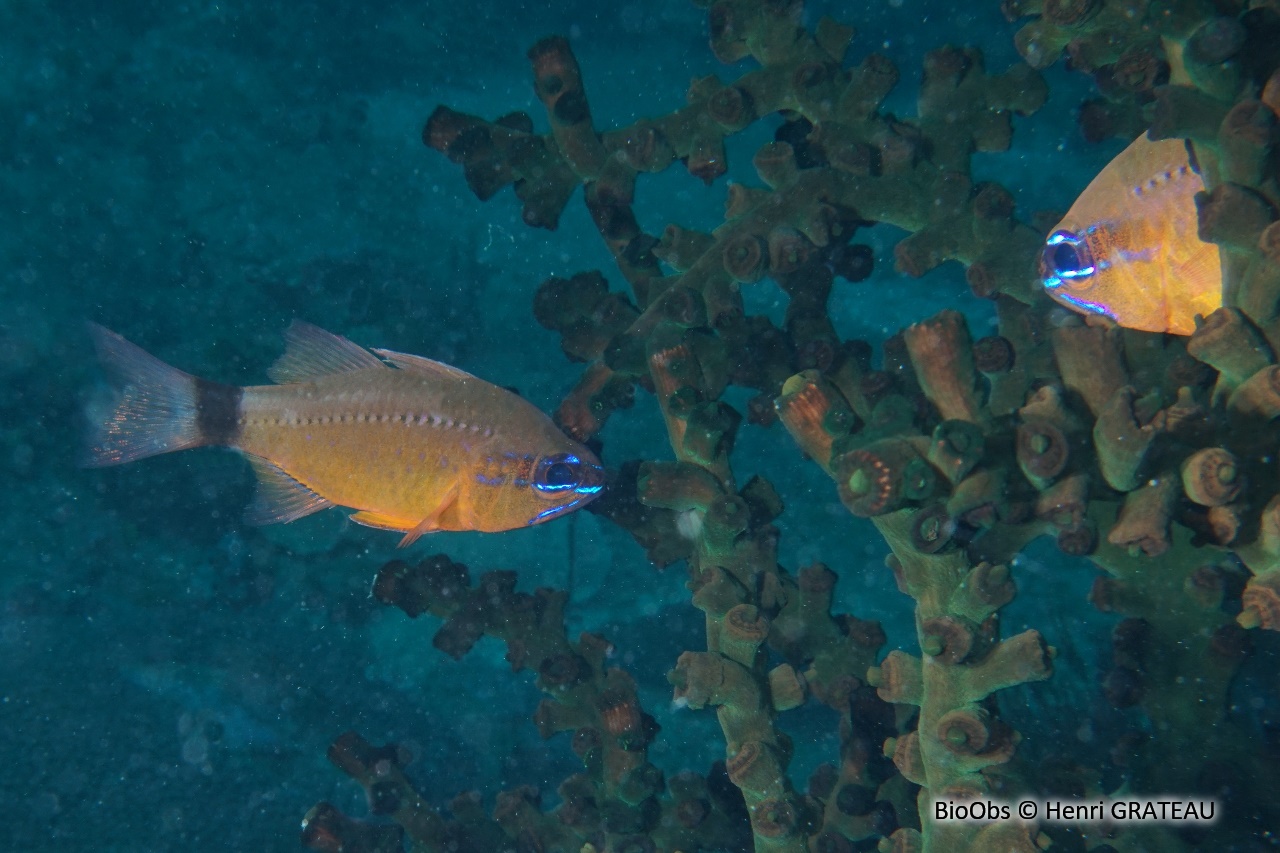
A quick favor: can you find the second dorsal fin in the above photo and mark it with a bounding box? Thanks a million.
[372,348,479,383]
[267,320,385,384]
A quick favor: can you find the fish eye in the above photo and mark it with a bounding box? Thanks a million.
[535,454,581,492]
[545,462,578,487]
[1050,241,1082,274]
[1042,230,1096,288]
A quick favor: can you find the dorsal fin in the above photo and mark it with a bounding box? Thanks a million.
[372,348,479,383]
[267,321,385,384]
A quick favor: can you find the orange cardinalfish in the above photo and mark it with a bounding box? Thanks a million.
[1039,133,1222,335]
[84,321,605,545]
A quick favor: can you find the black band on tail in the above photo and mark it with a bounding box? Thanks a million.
[195,380,243,446]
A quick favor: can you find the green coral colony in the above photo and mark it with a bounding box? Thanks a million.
[302,1,1280,851]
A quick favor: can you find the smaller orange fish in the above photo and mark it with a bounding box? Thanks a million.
[85,321,604,545]
[1040,133,1222,335]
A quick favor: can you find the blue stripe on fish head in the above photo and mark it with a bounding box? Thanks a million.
[1055,291,1117,320]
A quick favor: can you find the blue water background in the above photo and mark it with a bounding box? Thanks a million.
[1,1,1150,849]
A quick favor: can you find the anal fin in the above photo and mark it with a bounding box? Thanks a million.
[245,455,334,525]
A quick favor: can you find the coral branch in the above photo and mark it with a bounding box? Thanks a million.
[398,1,1280,849]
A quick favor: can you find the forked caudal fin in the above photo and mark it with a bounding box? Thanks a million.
[82,324,243,467]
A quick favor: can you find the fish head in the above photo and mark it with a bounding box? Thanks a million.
[1039,225,1120,322]
[1038,133,1220,334]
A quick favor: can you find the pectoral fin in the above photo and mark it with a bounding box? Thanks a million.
[397,483,460,548]
[348,484,461,547]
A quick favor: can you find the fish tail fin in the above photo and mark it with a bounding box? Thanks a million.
[82,324,241,466]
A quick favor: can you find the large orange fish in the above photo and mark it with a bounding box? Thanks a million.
[1039,133,1222,335]
[85,321,604,545]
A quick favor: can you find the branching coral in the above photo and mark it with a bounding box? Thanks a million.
[306,555,754,852]
[304,0,1280,849]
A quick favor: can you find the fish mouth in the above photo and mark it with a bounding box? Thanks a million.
[578,457,606,492]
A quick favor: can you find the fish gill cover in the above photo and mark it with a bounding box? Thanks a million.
[3,0,1280,851]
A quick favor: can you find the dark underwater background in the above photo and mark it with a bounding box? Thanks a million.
[3,1,1267,850]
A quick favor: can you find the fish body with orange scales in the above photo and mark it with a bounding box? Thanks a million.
[85,321,605,545]
[1040,134,1222,335]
